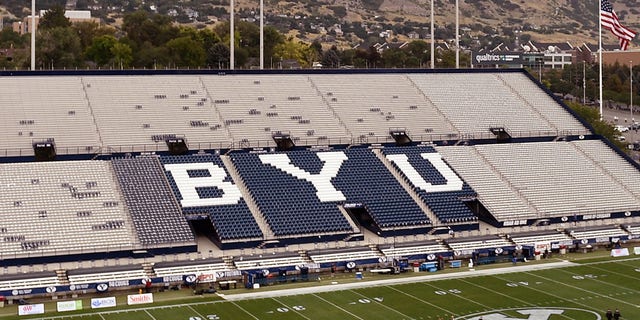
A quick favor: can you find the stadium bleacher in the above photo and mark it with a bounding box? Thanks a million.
[1,69,640,300]
[159,153,264,242]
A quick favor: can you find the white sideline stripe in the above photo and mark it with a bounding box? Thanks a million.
[222,261,576,301]
[32,260,577,320]
[144,310,157,320]
[348,289,416,320]
[385,285,453,315]
[311,293,365,320]
[522,271,640,309]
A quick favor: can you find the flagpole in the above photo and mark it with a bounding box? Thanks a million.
[599,0,603,121]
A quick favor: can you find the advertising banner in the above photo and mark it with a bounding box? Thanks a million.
[127,293,154,305]
[18,304,45,316]
[610,248,630,257]
[91,297,116,309]
[57,300,83,312]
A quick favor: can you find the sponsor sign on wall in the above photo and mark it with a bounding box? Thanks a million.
[18,304,45,316]
[57,300,83,312]
[127,293,154,305]
[634,247,640,255]
[91,297,116,309]
[611,248,630,257]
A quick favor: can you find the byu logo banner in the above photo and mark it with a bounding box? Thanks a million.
[164,162,242,207]
[259,152,347,202]
[385,152,463,192]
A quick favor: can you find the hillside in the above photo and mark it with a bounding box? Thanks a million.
[1,0,639,49]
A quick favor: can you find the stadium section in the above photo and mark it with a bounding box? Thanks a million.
[0,69,639,303]
[0,160,137,262]
[82,75,231,152]
[160,153,264,246]
[200,74,349,146]
[111,156,196,247]
[0,76,100,157]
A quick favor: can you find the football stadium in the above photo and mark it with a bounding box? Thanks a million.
[0,68,639,319]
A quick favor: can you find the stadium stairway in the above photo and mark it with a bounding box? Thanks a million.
[570,142,640,203]
[222,256,236,270]
[142,262,156,279]
[338,205,362,234]
[494,74,559,134]
[56,269,69,286]
[467,145,540,216]
[403,74,459,134]
[306,76,354,139]
[371,148,438,226]
[79,77,105,148]
[220,154,273,238]
[198,76,235,141]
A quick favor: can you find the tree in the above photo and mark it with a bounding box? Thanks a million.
[85,35,119,66]
[382,47,407,68]
[122,11,179,48]
[207,43,230,69]
[321,46,340,68]
[73,21,115,51]
[110,42,133,69]
[37,27,82,69]
[38,5,71,31]
[166,36,206,68]
[273,37,314,68]
[405,40,430,67]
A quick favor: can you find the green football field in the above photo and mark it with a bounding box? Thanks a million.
[2,256,639,320]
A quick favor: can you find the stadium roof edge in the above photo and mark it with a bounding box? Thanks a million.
[0,67,528,77]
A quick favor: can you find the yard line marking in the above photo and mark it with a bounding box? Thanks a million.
[554,268,640,294]
[348,289,416,320]
[523,271,639,308]
[579,263,640,285]
[270,297,311,320]
[99,313,106,320]
[493,274,611,315]
[454,278,574,320]
[144,309,157,320]
[311,293,365,320]
[385,285,454,315]
[231,301,260,320]
[188,305,207,319]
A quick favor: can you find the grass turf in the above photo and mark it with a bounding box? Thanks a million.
[1,254,638,320]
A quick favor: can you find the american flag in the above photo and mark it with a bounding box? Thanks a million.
[601,0,636,50]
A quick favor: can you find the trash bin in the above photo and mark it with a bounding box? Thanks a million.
[0,296,4,308]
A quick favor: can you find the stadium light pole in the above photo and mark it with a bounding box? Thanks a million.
[30,0,35,70]
[430,0,434,69]
[455,0,459,69]
[583,61,586,105]
[260,0,264,69]
[230,0,235,70]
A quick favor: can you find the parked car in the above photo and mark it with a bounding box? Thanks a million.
[615,125,629,132]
